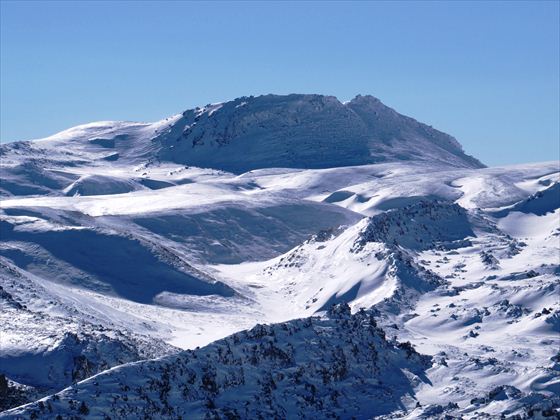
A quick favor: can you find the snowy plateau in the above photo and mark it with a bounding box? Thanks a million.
[0,94,558,419]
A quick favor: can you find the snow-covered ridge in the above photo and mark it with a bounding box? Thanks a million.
[1,94,482,182]
[354,200,474,251]
[1,305,433,419]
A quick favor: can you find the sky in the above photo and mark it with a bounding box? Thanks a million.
[0,1,558,166]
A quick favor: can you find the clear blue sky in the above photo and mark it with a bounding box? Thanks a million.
[1,1,558,166]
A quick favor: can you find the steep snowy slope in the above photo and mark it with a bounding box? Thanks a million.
[212,200,469,320]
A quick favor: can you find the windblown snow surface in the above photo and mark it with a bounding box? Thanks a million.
[0,94,558,419]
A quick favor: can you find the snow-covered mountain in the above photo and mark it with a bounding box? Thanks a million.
[0,94,482,195]
[0,94,558,418]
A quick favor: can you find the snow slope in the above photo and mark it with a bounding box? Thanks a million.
[0,94,558,417]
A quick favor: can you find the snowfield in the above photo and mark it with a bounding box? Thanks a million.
[0,94,558,418]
